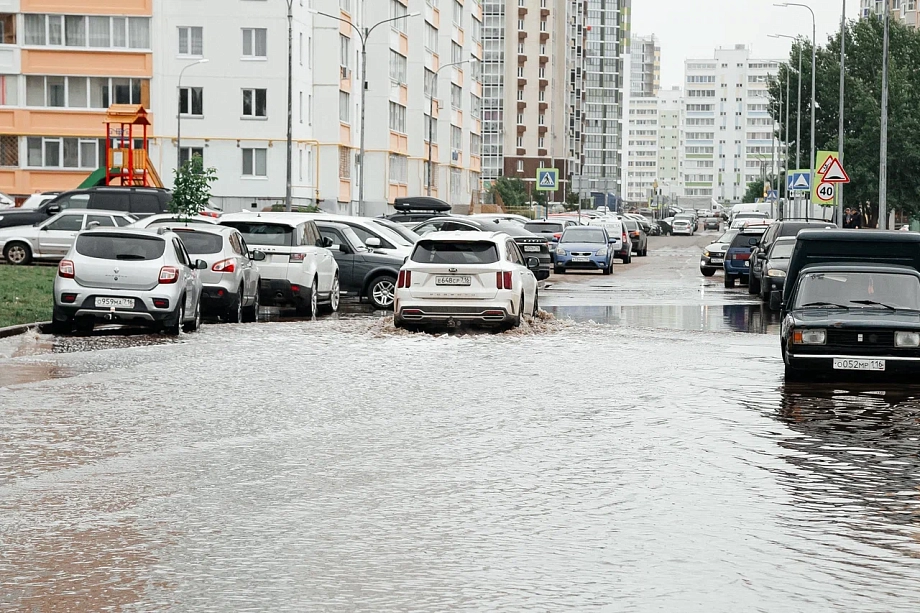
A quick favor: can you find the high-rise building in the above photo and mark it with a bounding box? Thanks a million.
[583,0,630,205]
[680,45,779,203]
[624,96,657,204]
[656,86,682,205]
[630,34,659,98]
[860,0,920,27]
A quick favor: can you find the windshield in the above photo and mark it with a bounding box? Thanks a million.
[373,219,419,243]
[525,222,564,234]
[795,271,920,311]
[172,230,224,254]
[716,230,738,244]
[561,227,607,244]
[75,234,166,261]
[222,222,294,247]
[411,240,499,264]
[769,241,796,259]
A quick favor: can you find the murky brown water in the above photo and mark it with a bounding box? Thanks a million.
[2,236,918,611]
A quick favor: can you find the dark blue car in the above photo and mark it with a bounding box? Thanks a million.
[554,226,615,275]
[723,227,767,288]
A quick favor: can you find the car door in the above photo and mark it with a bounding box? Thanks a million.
[37,213,85,257]
[173,238,199,315]
[318,226,358,292]
[236,234,259,302]
[303,222,334,292]
[228,231,254,301]
[507,240,536,313]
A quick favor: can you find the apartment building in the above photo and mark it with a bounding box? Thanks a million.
[623,96,656,204]
[629,33,658,98]
[656,86,681,204]
[860,0,920,26]
[0,0,153,198]
[680,45,779,203]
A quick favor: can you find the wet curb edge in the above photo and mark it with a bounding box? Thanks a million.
[0,321,50,339]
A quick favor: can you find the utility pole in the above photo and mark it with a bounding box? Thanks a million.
[837,0,846,225]
[795,41,802,218]
[285,0,294,212]
[879,0,890,230]
[784,63,790,220]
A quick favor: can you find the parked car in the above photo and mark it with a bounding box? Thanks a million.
[128,213,219,229]
[369,217,420,245]
[647,221,662,236]
[623,213,653,234]
[0,209,136,265]
[394,231,540,330]
[723,226,768,288]
[0,187,172,229]
[220,213,339,317]
[657,218,674,236]
[315,220,404,310]
[729,212,771,229]
[623,219,649,256]
[169,225,264,322]
[554,226,615,275]
[51,228,206,335]
[522,220,580,247]
[699,229,739,277]
[16,192,62,210]
[671,214,696,236]
[588,218,626,258]
[758,236,796,310]
[383,196,452,226]
[470,213,530,226]
[306,214,413,258]
[748,219,837,296]
[413,216,552,281]
[703,217,721,231]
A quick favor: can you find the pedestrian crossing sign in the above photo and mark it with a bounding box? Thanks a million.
[536,168,558,191]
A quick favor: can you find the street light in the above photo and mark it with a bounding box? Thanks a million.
[770,33,798,219]
[838,0,846,226]
[309,8,420,215]
[427,57,477,196]
[285,0,294,212]
[775,3,816,221]
[880,0,890,229]
[177,58,209,172]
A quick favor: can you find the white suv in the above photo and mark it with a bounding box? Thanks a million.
[220,213,339,317]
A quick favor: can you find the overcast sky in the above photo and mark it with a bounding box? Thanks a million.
[633,0,861,88]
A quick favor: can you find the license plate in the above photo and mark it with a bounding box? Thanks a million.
[523,245,541,252]
[833,358,886,371]
[95,297,134,309]
[435,275,471,286]
[711,258,724,264]
[572,256,590,262]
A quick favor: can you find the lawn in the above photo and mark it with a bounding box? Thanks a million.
[0,265,55,328]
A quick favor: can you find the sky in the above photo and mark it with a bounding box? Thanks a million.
[632,0,861,88]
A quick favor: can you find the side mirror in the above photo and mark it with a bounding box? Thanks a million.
[86,221,101,230]
[526,257,540,270]
[365,237,381,248]
[250,250,266,261]
[195,259,208,270]
[322,236,334,248]
[608,237,617,243]
[46,204,61,215]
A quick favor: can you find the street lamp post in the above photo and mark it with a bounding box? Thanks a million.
[770,34,798,219]
[309,9,420,216]
[427,58,476,196]
[880,0,890,229]
[838,0,846,226]
[285,0,294,212]
[176,58,209,172]
[776,3,816,221]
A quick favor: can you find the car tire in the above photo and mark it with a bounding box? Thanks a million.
[602,261,612,275]
[321,275,340,314]
[623,252,631,264]
[554,265,565,274]
[74,318,94,334]
[701,268,716,277]
[3,242,32,266]
[51,307,73,334]
[165,298,185,336]
[748,272,761,295]
[535,270,550,281]
[769,290,783,311]
[532,288,539,316]
[505,292,524,330]
[226,286,243,323]
[296,279,318,318]
[242,282,260,323]
[182,297,201,333]
[784,364,804,382]
[760,279,771,303]
[367,275,397,310]
[724,275,736,289]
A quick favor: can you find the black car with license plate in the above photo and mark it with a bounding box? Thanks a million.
[315,221,404,310]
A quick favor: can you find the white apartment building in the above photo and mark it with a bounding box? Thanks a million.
[629,34,659,98]
[860,0,920,26]
[624,96,657,204]
[681,45,779,203]
[656,86,681,204]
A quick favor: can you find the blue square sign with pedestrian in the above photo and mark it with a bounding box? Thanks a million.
[536,168,558,191]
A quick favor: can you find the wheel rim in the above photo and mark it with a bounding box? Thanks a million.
[311,282,317,316]
[235,287,243,322]
[330,277,340,311]
[533,291,539,316]
[252,291,260,321]
[176,303,184,334]
[195,300,201,329]
[6,245,26,264]
[372,279,396,308]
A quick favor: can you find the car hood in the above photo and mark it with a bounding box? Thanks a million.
[790,309,920,328]
[705,242,727,252]
[558,242,609,250]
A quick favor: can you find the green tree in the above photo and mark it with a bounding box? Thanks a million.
[488,177,527,208]
[170,155,218,218]
[743,174,779,204]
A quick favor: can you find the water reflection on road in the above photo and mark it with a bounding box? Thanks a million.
[545,303,781,334]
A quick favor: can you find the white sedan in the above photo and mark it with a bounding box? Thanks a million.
[0,209,135,265]
[394,231,540,331]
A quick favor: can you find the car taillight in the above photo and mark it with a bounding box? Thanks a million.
[496,271,513,290]
[199,210,220,218]
[622,232,628,242]
[58,260,74,279]
[61,293,77,303]
[212,259,235,273]
[397,270,412,288]
[152,298,170,309]
[159,266,180,284]
[553,233,562,241]
[289,253,305,263]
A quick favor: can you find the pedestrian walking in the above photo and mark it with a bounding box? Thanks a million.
[843,207,855,229]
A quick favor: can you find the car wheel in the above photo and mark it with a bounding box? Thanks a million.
[505,292,524,330]
[532,288,539,316]
[3,242,32,266]
[296,279,318,318]
[51,306,73,334]
[748,273,761,295]
[760,279,771,302]
[724,275,736,289]
[784,364,804,382]
[165,298,185,336]
[74,318,94,334]
[368,275,397,310]
[242,282,260,322]
[183,297,201,333]
[624,252,632,264]
[226,286,243,323]
[701,268,715,277]
[321,275,341,314]
[769,290,783,311]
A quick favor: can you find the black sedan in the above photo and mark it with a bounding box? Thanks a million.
[315,221,404,310]
[413,216,552,280]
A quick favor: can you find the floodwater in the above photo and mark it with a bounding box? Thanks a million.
[1,235,919,611]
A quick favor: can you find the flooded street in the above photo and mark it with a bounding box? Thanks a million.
[2,234,919,611]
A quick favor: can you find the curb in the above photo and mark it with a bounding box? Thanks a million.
[0,321,50,339]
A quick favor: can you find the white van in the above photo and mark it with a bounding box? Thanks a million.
[588,217,624,252]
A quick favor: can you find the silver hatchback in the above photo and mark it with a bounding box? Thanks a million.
[52,228,206,335]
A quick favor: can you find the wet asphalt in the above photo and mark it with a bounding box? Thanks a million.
[1,232,919,612]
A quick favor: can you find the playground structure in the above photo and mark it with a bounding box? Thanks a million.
[78,104,163,189]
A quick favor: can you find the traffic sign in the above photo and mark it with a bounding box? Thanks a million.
[821,157,850,183]
[812,151,844,205]
[536,168,558,191]
[815,182,836,202]
[788,170,811,192]
[766,190,778,202]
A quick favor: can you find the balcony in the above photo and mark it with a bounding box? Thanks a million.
[518,6,527,17]
[517,77,527,87]
[516,100,526,111]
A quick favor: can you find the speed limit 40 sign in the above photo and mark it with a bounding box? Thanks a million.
[816,182,836,202]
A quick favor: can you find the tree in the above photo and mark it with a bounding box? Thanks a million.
[488,177,527,208]
[742,174,779,204]
[170,155,218,218]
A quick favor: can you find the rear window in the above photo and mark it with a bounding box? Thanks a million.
[778,222,835,237]
[411,240,499,264]
[75,234,166,261]
[525,222,564,233]
[222,222,294,246]
[173,230,224,254]
[770,241,796,258]
[730,233,763,249]
[623,220,639,231]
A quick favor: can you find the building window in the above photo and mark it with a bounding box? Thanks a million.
[450,125,462,150]
[242,28,267,58]
[179,87,203,116]
[451,84,462,109]
[424,69,437,98]
[179,147,204,166]
[0,14,15,45]
[453,0,463,26]
[516,159,524,172]
[25,14,149,49]
[242,88,267,118]
[389,101,406,133]
[27,136,101,169]
[451,42,462,64]
[470,133,481,156]
[388,153,408,184]
[389,50,407,84]
[424,23,438,51]
[424,114,437,143]
[340,35,351,68]
[242,148,267,177]
[470,93,481,119]
[391,0,408,34]
[178,26,203,56]
[339,147,350,179]
[25,76,146,109]
[339,91,350,123]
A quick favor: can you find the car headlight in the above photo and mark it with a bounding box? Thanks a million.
[555,247,566,256]
[703,250,710,257]
[895,331,920,347]
[792,329,826,345]
[595,248,608,256]
[767,269,786,278]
